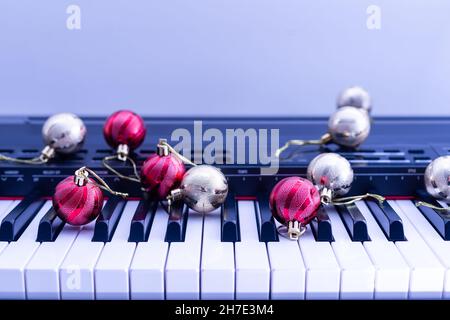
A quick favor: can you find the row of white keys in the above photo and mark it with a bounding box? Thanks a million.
[201,208,234,300]
[25,220,81,299]
[234,201,270,299]
[94,201,138,300]
[0,200,18,254]
[268,221,306,299]
[355,201,410,299]
[395,200,450,298]
[0,200,51,299]
[298,219,340,299]
[129,207,169,300]
[325,206,375,299]
[388,200,445,298]
[165,209,204,300]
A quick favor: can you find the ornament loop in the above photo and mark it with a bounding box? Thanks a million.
[76,166,128,198]
[275,133,332,158]
[159,139,197,166]
[415,201,450,212]
[277,222,307,240]
[0,147,52,165]
[102,155,141,184]
[326,193,385,206]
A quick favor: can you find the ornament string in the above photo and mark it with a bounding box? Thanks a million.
[159,140,197,166]
[75,167,128,198]
[324,193,385,206]
[415,201,450,212]
[102,155,141,183]
[275,133,332,158]
[0,154,47,165]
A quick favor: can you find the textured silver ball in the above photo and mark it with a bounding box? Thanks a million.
[424,156,450,202]
[180,165,228,213]
[328,106,370,148]
[42,113,87,154]
[307,153,353,201]
[337,86,371,113]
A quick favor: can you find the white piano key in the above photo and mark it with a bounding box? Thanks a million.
[0,200,51,299]
[165,210,204,300]
[396,200,450,299]
[201,208,234,300]
[388,200,445,299]
[59,223,104,300]
[355,201,410,299]
[130,207,169,300]
[298,226,340,299]
[95,201,138,300]
[235,201,270,300]
[25,224,81,299]
[325,206,375,299]
[0,200,18,254]
[267,222,306,300]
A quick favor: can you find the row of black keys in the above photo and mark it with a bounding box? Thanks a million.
[0,191,449,243]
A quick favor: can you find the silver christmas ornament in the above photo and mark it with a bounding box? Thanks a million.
[42,113,87,156]
[328,106,370,148]
[337,86,371,113]
[307,153,353,203]
[170,165,228,214]
[424,156,450,202]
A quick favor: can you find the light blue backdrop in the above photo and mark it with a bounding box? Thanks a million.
[0,0,449,116]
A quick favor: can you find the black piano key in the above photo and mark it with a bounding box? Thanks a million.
[221,192,240,242]
[128,200,158,242]
[0,194,46,241]
[336,203,370,242]
[415,191,450,240]
[311,206,334,242]
[165,201,188,242]
[92,197,126,242]
[366,200,406,241]
[36,207,65,242]
[255,193,278,242]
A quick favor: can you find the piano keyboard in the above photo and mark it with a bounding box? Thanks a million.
[1,197,450,300]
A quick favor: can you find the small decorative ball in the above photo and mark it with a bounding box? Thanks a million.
[328,106,370,148]
[307,153,353,201]
[180,165,228,213]
[103,110,146,150]
[52,176,104,226]
[42,113,87,154]
[269,176,321,226]
[424,156,450,202]
[140,153,186,199]
[337,86,371,113]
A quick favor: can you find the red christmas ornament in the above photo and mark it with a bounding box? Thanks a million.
[140,153,186,199]
[103,110,146,152]
[52,176,104,226]
[269,176,321,239]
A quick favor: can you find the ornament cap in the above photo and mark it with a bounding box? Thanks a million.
[117,144,129,161]
[40,145,56,162]
[288,221,306,240]
[74,167,89,187]
[157,139,170,156]
[320,187,333,205]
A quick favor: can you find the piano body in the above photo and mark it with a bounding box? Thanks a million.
[0,116,450,300]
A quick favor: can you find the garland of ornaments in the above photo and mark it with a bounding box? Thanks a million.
[11,86,450,240]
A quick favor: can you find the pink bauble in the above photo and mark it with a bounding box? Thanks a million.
[103,110,146,150]
[269,176,321,226]
[52,176,104,226]
[140,153,186,199]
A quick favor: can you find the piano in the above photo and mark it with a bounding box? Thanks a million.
[1,116,450,300]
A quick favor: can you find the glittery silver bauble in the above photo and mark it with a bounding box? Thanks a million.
[42,113,87,154]
[424,156,450,202]
[180,165,228,213]
[307,153,353,202]
[328,106,370,148]
[337,86,371,113]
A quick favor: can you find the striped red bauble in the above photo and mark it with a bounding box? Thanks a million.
[103,110,146,151]
[140,153,186,199]
[269,176,321,227]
